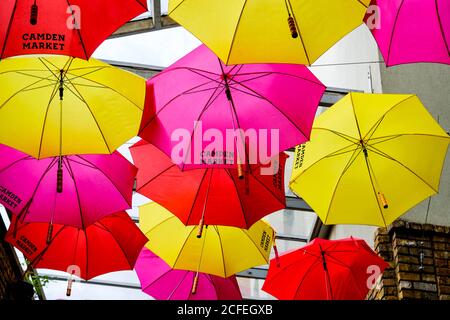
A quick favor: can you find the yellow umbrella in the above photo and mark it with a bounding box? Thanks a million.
[0,56,145,159]
[290,93,450,227]
[139,202,274,279]
[168,0,371,65]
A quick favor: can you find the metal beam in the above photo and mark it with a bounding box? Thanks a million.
[110,16,178,39]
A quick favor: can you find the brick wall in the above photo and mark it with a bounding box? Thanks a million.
[0,217,27,300]
[367,220,450,300]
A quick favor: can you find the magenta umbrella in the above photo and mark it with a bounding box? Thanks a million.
[369,0,449,66]
[0,144,137,230]
[139,45,326,170]
[135,248,242,300]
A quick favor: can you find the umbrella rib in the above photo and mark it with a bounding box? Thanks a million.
[65,67,110,82]
[213,226,228,278]
[138,78,220,131]
[292,259,322,299]
[386,0,406,66]
[369,133,450,143]
[184,170,209,225]
[62,81,112,154]
[65,71,144,111]
[171,226,198,269]
[0,0,18,57]
[240,227,271,265]
[350,93,364,141]
[363,95,416,141]
[289,142,359,184]
[315,128,360,145]
[0,155,32,175]
[169,270,191,300]
[435,0,450,55]
[29,224,67,267]
[264,254,317,292]
[96,220,134,268]
[366,145,439,193]
[38,58,61,80]
[66,0,89,59]
[76,156,133,207]
[181,85,227,170]
[136,164,177,193]
[134,0,148,10]
[64,158,86,229]
[230,79,311,140]
[224,169,250,228]
[231,71,326,87]
[323,147,363,225]
[0,74,56,111]
[245,168,286,206]
[36,82,60,158]
[168,0,188,14]
[225,0,248,64]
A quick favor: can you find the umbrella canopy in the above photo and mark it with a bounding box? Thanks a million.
[0,0,148,60]
[6,212,147,280]
[139,45,325,170]
[290,93,450,226]
[369,0,450,66]
[262,237,388,300]
[139,202,274,278]
[130,140,286,230]
[135,248,242,300]
[0,144,137,228]
[168,0,371,65]
[0,56,145,158]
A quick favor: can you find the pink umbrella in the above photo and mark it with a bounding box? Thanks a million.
[0,144,137,231]
[139,45,326,170]
[369,0,449,66]
[135,248,242,300]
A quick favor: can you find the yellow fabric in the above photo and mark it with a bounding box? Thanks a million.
[139,202,274,277]
[0,56,145,158]
[290,93,450,227]
[169,0,371,65]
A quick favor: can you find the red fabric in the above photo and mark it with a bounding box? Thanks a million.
[262,237,389,300]
[6,212,147,280]
[0,0,147,59]
[130,140,287,228]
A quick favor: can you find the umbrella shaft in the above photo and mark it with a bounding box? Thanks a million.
[57,158,63,193]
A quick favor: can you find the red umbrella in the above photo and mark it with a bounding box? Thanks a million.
[6,212,147,282]
[262,237,389,300]
[0,0,148,60]
[130,140,286,233]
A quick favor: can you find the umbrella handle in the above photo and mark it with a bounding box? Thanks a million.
[66,271,75,297]
[191,273,199,295]
[287,17,298,39]
[30,2,38,25]
[377,192,388,209]
[196,217,205,238]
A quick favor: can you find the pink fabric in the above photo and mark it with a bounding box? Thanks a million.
[139,45,325,170]
[370,0,450,66]
[135,248,242,300]
[0,144,137,227]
